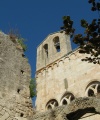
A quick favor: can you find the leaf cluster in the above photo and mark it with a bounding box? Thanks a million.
[88,0,100,11]
[74,19,100,58]
[61,16,75,37]
[29,78,36,98]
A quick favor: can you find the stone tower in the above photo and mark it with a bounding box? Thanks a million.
[36,32,72,111]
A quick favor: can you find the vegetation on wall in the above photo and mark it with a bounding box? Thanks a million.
[8,29,27,51]
[61,0,100,64]
[17,37,27,51]
[29,78,36,98]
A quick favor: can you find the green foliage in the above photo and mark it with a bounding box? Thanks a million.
[88,0,100,11]
[81,19,88,28]
[29,78,36,98]
[8,29,27,51]
[61,16,75,37]
[61,0,100,64]
[17,37,27,51]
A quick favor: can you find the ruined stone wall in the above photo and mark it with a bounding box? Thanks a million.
[0,32,34,120]
[29,97,100,120]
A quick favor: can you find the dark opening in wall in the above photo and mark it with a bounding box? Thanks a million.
[97,85,100,93]
[20,113,24,117]
[48,105,52,110]
[22,53,25,57]
[53,36,60,52]
[56,45,60,52]
[62,99,67,105]
[21,70,24,74]
[67,107,96,120]
[17,89,20,93]
[43,44,48,57]
[88,89,94,97]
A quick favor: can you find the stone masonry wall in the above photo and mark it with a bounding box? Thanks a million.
[0,32,34,120]
[36,32,72,71]
[36,49,100,112]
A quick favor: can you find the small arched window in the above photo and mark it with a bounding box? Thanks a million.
[85,81,100,97]
[43,44,48,57]
[60,92,75,106]
[46,99,58,110]
[53,36,60,52]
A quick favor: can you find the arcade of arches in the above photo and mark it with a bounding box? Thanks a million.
[46,81,100,110]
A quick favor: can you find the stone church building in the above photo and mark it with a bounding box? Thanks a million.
[35,31,100,119]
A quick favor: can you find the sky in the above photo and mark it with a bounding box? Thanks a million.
[0,0,99,78]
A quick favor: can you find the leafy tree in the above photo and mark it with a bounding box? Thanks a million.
[29,78,36,98]
[61,0,100,64]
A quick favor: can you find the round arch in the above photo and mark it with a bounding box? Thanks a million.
[85,80,100,97]
[60,92,75,106]
[46,99,59,110]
